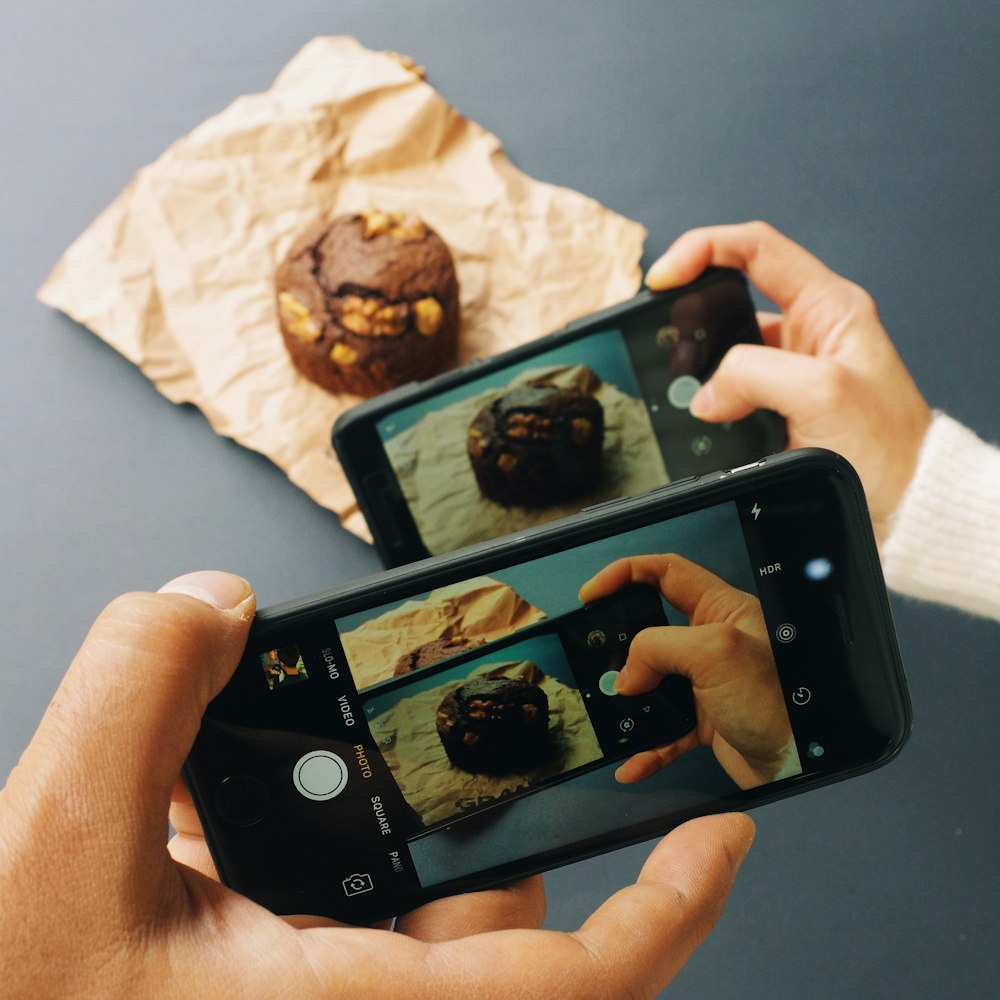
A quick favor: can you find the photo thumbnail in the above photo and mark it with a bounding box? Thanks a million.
[260,645,309,692]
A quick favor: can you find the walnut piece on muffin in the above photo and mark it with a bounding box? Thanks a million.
[275,210,460,397]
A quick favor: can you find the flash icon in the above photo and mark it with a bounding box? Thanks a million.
[751,503,761,521]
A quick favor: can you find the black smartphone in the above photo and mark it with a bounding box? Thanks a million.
[332,267,786,565]
[184,450,911,924]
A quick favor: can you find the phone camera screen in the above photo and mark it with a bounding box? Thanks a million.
[369,274,782,556]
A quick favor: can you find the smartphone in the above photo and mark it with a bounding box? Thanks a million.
[332,267,787,565]
[184,449,911,924]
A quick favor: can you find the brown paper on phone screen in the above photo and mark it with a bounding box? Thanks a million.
[340,576,547,690]
[37,36,646,539]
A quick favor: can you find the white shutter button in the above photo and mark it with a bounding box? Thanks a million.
[293,750,349,801]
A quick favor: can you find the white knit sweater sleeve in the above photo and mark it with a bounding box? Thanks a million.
[881,411,1000,621]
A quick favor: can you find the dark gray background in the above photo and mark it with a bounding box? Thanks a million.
[2,2,998,997]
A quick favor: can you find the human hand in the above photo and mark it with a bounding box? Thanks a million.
[580,554,797,790]
[646,222,932,541]
[0,571,754,999]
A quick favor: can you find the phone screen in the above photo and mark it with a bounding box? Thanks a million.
[188,459,906,924]
[343,584,695,834]
[346,272,784,559]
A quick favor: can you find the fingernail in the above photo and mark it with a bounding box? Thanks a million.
[159,571,253,610]
[613,667,627,692]
[689,382,714,418]
[644,254,677,289]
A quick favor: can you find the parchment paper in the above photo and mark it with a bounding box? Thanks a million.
[372,659,601,828]
[340,576,546,690]
[385,363,669,554]
[37,36,646,539]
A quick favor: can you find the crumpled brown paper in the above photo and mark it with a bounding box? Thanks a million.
[386,362,669,555]
[37,36,646,538]
[339,576,547,690]
[372,659,601,828]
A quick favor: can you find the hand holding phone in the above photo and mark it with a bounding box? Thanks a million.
[646,222,932,540]
[0,570,755,1000]
[581,554,795,789]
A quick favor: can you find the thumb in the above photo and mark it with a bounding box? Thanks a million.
[572,812,755,995]
[7,572,254,862]
[690,342,831,423]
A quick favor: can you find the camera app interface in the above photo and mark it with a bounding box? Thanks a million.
[374,275,777,555]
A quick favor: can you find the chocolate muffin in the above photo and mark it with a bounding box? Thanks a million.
[393,635,486,676]
[275,210,460,397]
[436,676,550,774]
[467,385,604,507]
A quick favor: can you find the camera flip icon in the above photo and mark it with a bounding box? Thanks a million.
[342,872,375,897]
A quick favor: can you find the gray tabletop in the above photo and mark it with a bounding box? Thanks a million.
[3,3,999,997]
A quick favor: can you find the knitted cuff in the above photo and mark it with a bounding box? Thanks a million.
[882,412,1000,621]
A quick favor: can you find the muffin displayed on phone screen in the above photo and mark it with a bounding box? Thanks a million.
[436,676,550,774]
[467,384,605,507]
[275,210,460,397]
[393,635,486,676]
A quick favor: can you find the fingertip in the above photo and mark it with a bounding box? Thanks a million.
[688,381,715,419]
[613,753,651,784]
[645,254,678,289]
[579,560,632,604]
[159,571,255,619]
[724,811,757,863]
[578,570,611,604]
[689,812,757,881]
[643,812,755,894]
[645,228,714,289]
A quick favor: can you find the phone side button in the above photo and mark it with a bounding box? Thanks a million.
[580,498,626,515]
[215,775,270,827]
[719,461,765,477]
[649,474,700,497]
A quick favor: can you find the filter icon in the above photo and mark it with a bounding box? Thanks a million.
[775,622,797,643]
